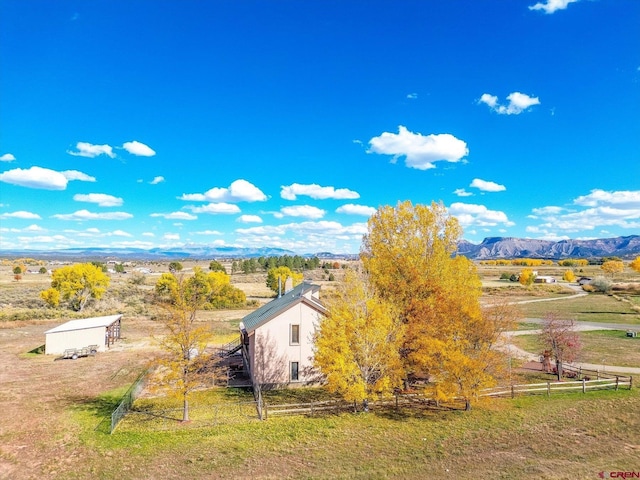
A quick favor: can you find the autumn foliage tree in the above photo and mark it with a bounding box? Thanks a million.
[314,269,405,408]
[266,266,303,295]
[630,256,640,273]
[154,270,218,422]
[361,201,509,409]
[601,260,624,278]
[562,270,576,282]
[156,268,245,309]
[518,268,535,286]
[40,263,110,311]
[539,312,582,380]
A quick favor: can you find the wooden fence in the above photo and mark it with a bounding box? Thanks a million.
[263,372,633,419]
[480,375,632,399]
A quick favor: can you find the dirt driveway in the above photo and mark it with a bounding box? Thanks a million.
[0,318,159,480]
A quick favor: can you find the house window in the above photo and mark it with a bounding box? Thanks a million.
[291,361,299,381]
[290,324,300,345]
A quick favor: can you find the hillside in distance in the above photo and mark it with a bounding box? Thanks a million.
[457,235,640,260]
[0,236,638,261]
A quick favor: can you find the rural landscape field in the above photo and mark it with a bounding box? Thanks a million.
[1,255,639,480]
[2,1,639,479]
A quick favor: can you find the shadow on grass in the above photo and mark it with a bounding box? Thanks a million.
[64,393,125,434]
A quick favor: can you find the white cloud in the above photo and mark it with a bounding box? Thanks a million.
[237,215,263,223]
[281,183,360,200]
[454,188,473,197]
[180,179,267,203]
[73,193,123,207]
[196,179,267,203]
[67,142,115,158]
[335,204,376,216]
[529,206,566,217]
[62,170,96,182]
[470,178,506,192]
[122,140,156,156]
[0,211,42,220]
[150,176,165,185]
[194,229,223,235]
[479,92,540,115]
[0,153,16,162]
[406,93,418,99]
[24,224,45,231]
[188,203,241,214]
[163,233,180,241]
[529,0,578,14]
[478,94,498,108]
[237,220,368,237]
[109,230,132,237]
[368,125,469,170]
[573,189,640,209]
[150,212,198,220]
[0,167,96,190]
[528,189,640,233]
[52,210,133,221]
[448,202,515,228]
[178,193,207,201]
[280,205,326,219]
[0,166,68,190]
[142,232,155,237]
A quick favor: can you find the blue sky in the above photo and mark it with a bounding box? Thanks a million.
[1,0,639,255]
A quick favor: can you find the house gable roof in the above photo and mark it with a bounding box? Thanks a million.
[241,282,326,333]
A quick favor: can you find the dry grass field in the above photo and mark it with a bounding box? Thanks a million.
[1,258,639,479]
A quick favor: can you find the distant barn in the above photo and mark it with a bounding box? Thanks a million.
[44,314,122,355]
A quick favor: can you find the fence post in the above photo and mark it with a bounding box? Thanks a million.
[547,382,551,397]
[630,376,633,390]
[615,376,619,391]
[582,378,586,394]
[395,393,399,409]
[511,385,515,399]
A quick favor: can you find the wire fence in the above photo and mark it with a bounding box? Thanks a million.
[110,369,148,434]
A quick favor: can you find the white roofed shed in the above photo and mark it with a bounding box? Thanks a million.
[44,314,122,355]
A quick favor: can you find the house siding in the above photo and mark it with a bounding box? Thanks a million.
[250,302,322,386]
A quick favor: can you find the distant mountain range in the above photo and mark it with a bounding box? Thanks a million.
[457,235,640,260]
[1,235,638,261]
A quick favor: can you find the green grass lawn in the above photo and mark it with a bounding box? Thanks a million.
[517,293,640,324]
[67,387,640,480]
[512,330,640,368]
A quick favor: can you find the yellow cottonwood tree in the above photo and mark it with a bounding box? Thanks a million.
[154,270,218,422]
[601,260,624,277]
[631,256,640,273]
[40,263,110,311]
[362,201,508,408]
[266,266,303,295]
[314,269,404,408]
[518,268,535,286]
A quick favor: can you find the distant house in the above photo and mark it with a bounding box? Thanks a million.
[239,282,327,389]
[534,275,556,284]
[578,277,593,286]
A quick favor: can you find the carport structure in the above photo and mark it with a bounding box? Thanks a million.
[44,314,122,355]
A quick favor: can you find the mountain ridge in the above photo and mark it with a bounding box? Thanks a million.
[1,235,638,260]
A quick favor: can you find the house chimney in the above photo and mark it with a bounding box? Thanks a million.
[284,276,293,293]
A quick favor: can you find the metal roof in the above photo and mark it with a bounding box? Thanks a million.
[44,314,122,335]
[241,282,325,333]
